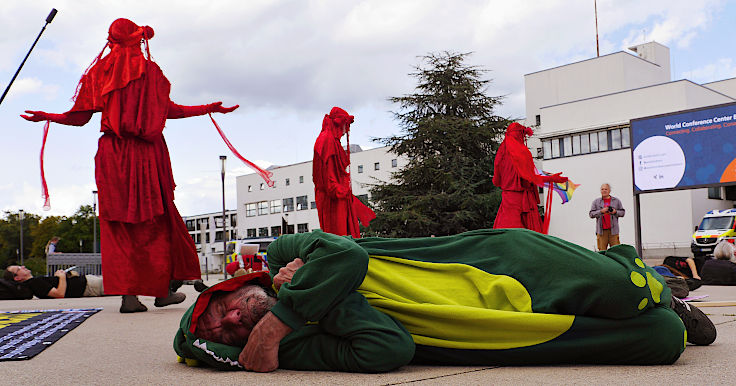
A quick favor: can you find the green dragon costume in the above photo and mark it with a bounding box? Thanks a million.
[174,228,685,372]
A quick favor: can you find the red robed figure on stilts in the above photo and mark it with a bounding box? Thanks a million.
[22,19,239,308]
[313,107,375,238]
[492,123,567,233]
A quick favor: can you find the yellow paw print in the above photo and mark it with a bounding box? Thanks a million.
[629,258,663,310]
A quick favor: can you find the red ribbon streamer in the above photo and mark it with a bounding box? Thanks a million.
[208,113,274,187]
[40,120,51,210]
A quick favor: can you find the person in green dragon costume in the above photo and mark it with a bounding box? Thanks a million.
[174,228,714,372]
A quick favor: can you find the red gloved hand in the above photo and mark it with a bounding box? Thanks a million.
[21,110,51,122]
[208,102,239,114]
[547,172,568,183]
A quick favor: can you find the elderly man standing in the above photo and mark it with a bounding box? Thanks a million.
[589,183,625,251]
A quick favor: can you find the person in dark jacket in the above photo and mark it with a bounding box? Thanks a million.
[701,241,736,285]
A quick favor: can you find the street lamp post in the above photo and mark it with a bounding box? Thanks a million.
[92,190,98,254]
[18,210,24,266]
[220,155,227,280]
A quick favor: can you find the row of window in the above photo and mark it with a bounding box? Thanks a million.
[356,159,398,173]
[542,126,630,159]
[245,196,316,217]
[245,223,309,238]
[189,229,237,245]
[185,214,237,232]
[246,160,399,192]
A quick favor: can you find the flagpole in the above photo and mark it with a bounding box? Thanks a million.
[594,0,600,57]
[0,9,57,107]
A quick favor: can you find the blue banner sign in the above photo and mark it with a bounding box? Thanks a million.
[630,102,736,193]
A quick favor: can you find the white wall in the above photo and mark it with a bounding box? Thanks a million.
[235,146,406,238]
[526,43,671,135]
[702,78,736,98]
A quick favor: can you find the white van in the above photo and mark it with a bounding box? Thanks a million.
[691,209,736,257]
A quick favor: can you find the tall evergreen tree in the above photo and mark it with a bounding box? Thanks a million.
[368,52,509,237]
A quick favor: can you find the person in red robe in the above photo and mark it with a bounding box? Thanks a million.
[312,107,375,238]
[492,123,567,233]
[21,18,238,312]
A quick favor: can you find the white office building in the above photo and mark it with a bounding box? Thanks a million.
[235,145,406,239]
[182,209,237,273]
[530,41,736,257]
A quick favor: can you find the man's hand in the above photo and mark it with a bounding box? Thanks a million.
[601,207,609,214]
[239,312,293,372]
[21,110,50,122]
[273,258,304,290]
[548,172,568,183]
[208,102,239,114]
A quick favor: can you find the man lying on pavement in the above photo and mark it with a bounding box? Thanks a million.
[174,229,715,372]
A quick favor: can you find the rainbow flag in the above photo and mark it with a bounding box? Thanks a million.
[535,169,580,204]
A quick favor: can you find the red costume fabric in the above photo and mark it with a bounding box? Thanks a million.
[492,123,566,233]
[313,107,375,238]
[30,19,215,297]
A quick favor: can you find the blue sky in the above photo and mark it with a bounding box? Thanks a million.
[0,0,733,217]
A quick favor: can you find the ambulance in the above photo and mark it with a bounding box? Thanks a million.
[691,209,736,257]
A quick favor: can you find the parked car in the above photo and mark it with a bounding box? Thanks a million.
[691,209,736,257]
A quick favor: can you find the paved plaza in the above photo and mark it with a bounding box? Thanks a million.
[2,277,735,385]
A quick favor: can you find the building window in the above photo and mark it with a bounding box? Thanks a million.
[260,183,265,190]
[214,216,224,228]
[299,176,304,183]
[563,136,572,157]
[535,114,541,126]
[296,195,308,211]
[186,220,195,231]
[190,233,198,244]
[580,133,590,153]
[248,185,252,192]
[205,233,210,244]
[543,141,552,160]
[571,135,581,155]
[598,131,608,151]
[358,165,363,173]
[258,201,269,215]
[391,159,397,168]
[708,187,722,199]
[285,178,290,186]
[283,197,294,212]
[310,201,317,209]
[590,132,599,152]
[198,218,209,230]
[215,231,224,242]
[258,227,269,237]
[297,223,309,233]
[270,199,281,213]
[231,229,237,239]
[246,203,257,217]
[374,162,380,171]
[271,226,282,237]
[247,228,256,238]
[230,214,237,227]
[611,129,622,150]
[621,127,630,147]
[551,138,560,158]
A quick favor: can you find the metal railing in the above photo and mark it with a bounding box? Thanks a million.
[46,253,102,275]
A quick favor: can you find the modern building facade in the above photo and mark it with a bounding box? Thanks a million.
[529,41,736,257]
[235,145,406,240]
[182,209,237,273]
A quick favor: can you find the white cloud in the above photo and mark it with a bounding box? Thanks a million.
[682,58,736,84]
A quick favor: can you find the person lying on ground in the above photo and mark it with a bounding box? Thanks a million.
[701,241,736,285]
[175,229,716,372]
[4,265,104,298]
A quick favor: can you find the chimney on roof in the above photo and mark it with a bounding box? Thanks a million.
[628,42,671,81]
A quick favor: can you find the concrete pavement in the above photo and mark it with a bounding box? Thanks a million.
[2,278,735,385]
